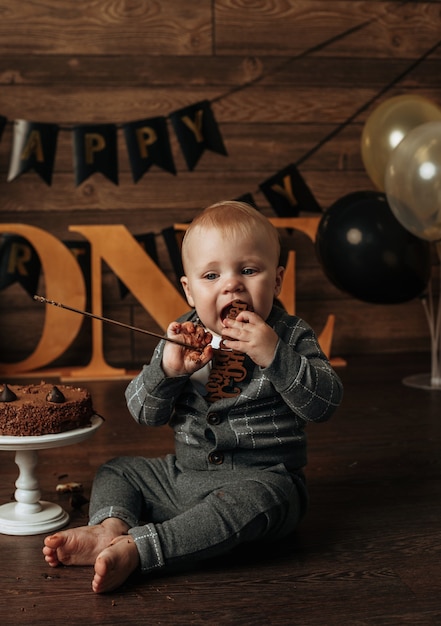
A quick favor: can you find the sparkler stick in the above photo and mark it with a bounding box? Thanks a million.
[33,295,207,351]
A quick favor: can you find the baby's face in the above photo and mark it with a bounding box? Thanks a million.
[180,226,284,335]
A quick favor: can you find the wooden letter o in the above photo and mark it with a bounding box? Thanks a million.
[0,223,85,373]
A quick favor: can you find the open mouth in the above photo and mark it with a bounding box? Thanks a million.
[221,299,252,321]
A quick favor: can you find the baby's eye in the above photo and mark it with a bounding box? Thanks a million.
[242,268,257,276]
[204,272,218,281]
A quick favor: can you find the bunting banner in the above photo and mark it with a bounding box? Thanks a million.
[118,233,159,298]
[260,164,322,217]
[0,107,323,207]
[0,234,41,297]
[123,116,176,182]
[73,124,118,186]
[169,100,228,171]
[1,100,227,185]
[7,120,59,185]
[0,108,325,220]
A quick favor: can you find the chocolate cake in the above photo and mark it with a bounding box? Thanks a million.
[0,382,94,437]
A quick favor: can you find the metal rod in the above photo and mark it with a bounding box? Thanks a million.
[33,295,207,351]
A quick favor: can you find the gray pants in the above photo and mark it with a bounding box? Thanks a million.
[88,454,305,574]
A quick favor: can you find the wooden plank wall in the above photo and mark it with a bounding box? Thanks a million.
[0,0,440,370]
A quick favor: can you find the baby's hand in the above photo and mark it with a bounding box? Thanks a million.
[162,321,213,377]
[221,310,278,368]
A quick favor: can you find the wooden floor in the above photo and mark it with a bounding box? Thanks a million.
[1,352,441,625]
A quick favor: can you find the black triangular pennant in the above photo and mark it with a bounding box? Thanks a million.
[0,234,41,297]
[260,164,322,216]
[161,227,185,291]
[234,193,258,209]
[73,124,118,186]
[7,120,59,186]
[170,100,227,171]
[123,117,176,182]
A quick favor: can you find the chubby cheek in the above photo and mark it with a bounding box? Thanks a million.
[186,296,219,332]
[253,288,278,319]
[204,309,223,334]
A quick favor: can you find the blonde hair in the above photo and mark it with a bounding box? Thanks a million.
[181,200,281,270]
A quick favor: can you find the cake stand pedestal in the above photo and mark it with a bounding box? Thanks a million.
[0,415,103,535]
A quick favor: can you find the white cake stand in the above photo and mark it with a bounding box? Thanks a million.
[0,415,103,536]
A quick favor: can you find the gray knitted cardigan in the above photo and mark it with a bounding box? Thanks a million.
[125,305,343,473]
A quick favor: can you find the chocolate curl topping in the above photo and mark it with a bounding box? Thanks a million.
[46,385,66,404]
[0,384,17,402]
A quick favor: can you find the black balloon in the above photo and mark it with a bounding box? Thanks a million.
[316,191,432,304]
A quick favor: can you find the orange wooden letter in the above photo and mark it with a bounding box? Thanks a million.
[0,224,86,374]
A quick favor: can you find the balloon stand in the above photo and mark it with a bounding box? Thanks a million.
[403,243,441,391]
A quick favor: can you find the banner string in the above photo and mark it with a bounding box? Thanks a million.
[295,35,441,168]
[210,18,378,106]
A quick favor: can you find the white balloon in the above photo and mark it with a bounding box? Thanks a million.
[385,121,441,241]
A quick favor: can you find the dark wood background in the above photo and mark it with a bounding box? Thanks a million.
[1,0,440,370]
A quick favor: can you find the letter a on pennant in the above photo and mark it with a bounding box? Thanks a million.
[7,120,59,185]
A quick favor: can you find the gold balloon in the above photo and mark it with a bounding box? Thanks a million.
[361,95,441,191]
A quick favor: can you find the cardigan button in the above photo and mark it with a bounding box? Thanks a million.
[207,412,221,425]
[208,451,224,465]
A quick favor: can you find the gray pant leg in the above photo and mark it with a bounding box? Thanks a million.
[88,455,302,575]
[132,471,301,574]
[88,455,181,528]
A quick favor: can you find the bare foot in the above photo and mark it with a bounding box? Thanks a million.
[92,534,140,593]
[42,518,130,567]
